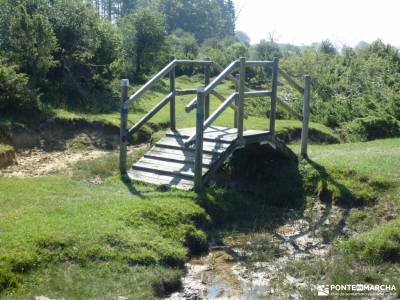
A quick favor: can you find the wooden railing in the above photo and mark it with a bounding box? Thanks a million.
[119,58,311,190]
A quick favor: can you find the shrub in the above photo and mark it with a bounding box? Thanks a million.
[0,60,41,117]
[341,115,400,142]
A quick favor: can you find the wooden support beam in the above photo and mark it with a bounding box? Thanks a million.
[270,57,279,136]
[127,60,176,104]
[278,68,305,94]
[169,67,176,130]
[194,87,205,192]
[128,92,172,134]
[244,90,272,98]
[234,74,239,128]
[175,60,213,65]
[277,95,303,121]
[204,93,237,129]
[245,60,274,67]
[210,90,237,111]
[175,89,197,96]
[204,57,211,118]
[238,57,246,141]
[204,60,238,95]
[120,79,129,174]
[301,75,311,157]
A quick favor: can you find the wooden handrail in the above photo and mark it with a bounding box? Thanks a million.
[204,60,238,95]
[185,92,237,146]
[128,92,173,134]
[127,60,177,104]
[185,61,238,113]
[277,95,303,121]
[245,60,274,67]
[278,68,304,94]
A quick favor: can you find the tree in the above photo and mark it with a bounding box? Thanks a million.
[235,31,251,46]
[319,39,336,55]
[119,7,166,80]
[7,5,57,87]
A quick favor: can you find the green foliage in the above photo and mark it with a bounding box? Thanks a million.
[7,5,57,87]
[0,60,40,117]
[281,40,400,128]
[341,115,400,142]
[45,0,120,111]
[119,7,166,81]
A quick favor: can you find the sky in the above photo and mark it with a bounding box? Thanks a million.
[234,0,400,47]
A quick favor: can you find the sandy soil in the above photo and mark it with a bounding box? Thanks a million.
[0,148,112,177]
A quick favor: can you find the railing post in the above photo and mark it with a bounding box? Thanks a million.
[169,65,176,131]
[238,57,246,141]
[204,57,211,119]
[234,74,240,128]
[194,87,205,192]
[120,79,129,174]
[301,75,311,157]
[270,57,279,137]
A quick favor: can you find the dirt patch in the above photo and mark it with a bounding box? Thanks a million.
[0,147,111,177]
[0,118,124,177]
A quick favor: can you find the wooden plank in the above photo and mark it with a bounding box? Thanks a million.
[168,126,237,138]
[133,158,208,178]
[301,75,311,156]
[244,90,272,98]
[238,57,246,140]
[270,57,279,135]
[175,89,197,96]
[245,60,274,67]
[185,93,237,145]
[204,60,238,95]
[169,67,176,130]
[175,60,213,65]
[277,95,303,121]
[145,148,217,166]
[120,79,129,174]
[128,169,194,190]
[128,93,172,134]
[136,157,208,174]
[127,60,176,104]
[148,145,219,160]
[278,68,305,94]
[210,90,237,112]
[156,137,229,153]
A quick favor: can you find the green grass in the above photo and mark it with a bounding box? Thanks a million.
[341,218,400,263]
[0,166,209,299]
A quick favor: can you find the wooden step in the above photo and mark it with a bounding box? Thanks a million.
[128,169,194,190]
[156,137,229,154]
[132,157,209,179]
[144,148,215,167]
[128,126,272,190]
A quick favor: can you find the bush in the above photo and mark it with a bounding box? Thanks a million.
[341,116,400,142]
[0,61,41,117]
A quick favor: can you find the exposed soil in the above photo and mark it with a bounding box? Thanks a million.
[0,118,121,177]
[166,201,349,300]
[0,147,111,177]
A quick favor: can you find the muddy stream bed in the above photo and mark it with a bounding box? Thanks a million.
[166,201,346,300]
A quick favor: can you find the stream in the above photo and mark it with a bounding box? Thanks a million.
[166,201,346,300]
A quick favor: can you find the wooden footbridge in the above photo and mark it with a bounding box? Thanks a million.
[119,57,311,191]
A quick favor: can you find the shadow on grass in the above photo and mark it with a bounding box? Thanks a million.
[121,174,144,197]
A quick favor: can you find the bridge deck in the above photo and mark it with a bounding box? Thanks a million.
[128,126,272,189]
